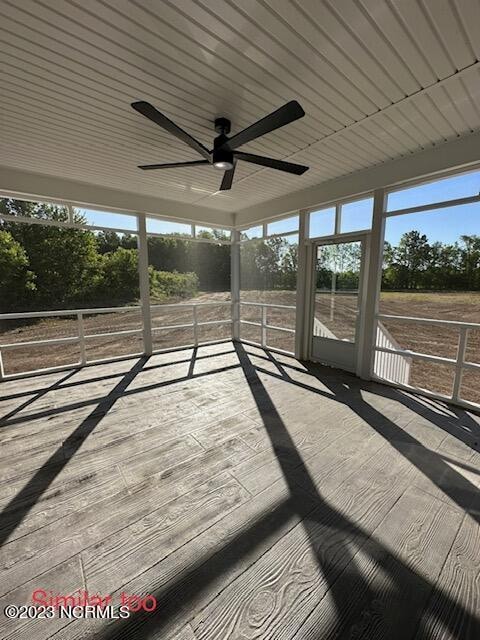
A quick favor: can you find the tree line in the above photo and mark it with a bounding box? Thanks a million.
[1,198,478,314]
[383,230,480,290]
[0,199,228,312]
[314,231,480,292]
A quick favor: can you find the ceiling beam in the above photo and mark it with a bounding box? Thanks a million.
[0,166,234,228]
[235,131,480,227]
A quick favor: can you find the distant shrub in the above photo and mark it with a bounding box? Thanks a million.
[149,269,199,301]
[95,248,140,303]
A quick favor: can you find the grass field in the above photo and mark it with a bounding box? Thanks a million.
[1,290,478,406]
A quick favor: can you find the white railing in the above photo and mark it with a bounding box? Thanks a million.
[374,321,411,385]
[0,301,233,379]
[239,301,296,354]
[374,313,480,409]
[313,317,337,339]
[150,301,232,348]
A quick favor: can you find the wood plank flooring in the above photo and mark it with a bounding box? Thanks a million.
[0,341,479,640]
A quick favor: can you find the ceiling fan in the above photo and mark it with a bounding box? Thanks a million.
[131,100,309,191]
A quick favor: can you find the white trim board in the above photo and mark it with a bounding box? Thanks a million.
[3,129,480,230]
[0,165,233,227]
[235,130,480,227]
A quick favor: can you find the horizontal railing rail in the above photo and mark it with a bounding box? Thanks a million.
[239,301,296,310]
[374,313,480,409]
[0,305,141,320]
[239,301,296,354]
[315,289,359,295]
[377,313,480,330]
[150,301,233,309]
[0,301,233,379]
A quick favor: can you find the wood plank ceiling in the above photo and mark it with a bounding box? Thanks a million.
[1,0,479,214]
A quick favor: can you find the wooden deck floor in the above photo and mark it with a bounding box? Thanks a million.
[0,341,479,640]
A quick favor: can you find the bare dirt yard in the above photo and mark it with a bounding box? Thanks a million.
[379,291,480,403]
[241,290,479,405]
[312,290,479,403]
[0,292,231,375]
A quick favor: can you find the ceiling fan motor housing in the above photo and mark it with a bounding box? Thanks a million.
[212,128,234,170]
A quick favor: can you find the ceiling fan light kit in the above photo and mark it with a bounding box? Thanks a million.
[131,100,309,191]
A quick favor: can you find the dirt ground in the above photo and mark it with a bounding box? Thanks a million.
[240,290,479,405]
[379,291,480,403]
[0,292,231,375]
[1,290,478,406]
[313,290,479,403]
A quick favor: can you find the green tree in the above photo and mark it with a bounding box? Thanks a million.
[97,248,140,302]
[147,235,230,292]
[391,231,431,289]
[0,231,36,311]
[240,237,299,294]
[1,199,101,308]
[280,242,298,290]
[460,235,480,289]
[96,230,121,254]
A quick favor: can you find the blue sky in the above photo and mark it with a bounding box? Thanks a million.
[385,170,480,245]
[80,169,480,246]
[306,170,480,245]
[385,202,480,245]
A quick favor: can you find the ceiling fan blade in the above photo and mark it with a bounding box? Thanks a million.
[138,160,209,170]
[132,101,210,161]
[219,162,236,191]
[221,101,305,151]
[235,152,309,175]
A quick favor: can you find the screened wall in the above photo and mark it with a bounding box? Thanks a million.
[0,199,143,374]
[1,166,479,411]
[0,199,233,377]
[239,215,298,354]
[374,170,480,407]
[146,220,232,351]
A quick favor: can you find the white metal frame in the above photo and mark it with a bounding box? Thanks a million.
[369,183,480,411]
[307,231,370,375]
[373,313,480,408]
[0,208,233,245]
[239,301,296,355]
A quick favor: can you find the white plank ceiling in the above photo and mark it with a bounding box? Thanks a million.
[1,0,480,214]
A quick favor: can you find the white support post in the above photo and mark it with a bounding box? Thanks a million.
[0,350,4,381]
[231,229,241,341]
[452,327,468,402]
[77,311,87,365]
[261,305,267,347]
[192,305,199,346]
[295,210,309,359]
[334,203,341,234]
[357,188,386,379]
[137,213,153,356]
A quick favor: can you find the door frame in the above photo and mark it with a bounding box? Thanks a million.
[306,231,372,376]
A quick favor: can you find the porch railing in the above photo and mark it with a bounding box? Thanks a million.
[239,301,296,354]
[374,313,480,409]
[0,301,232,379]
